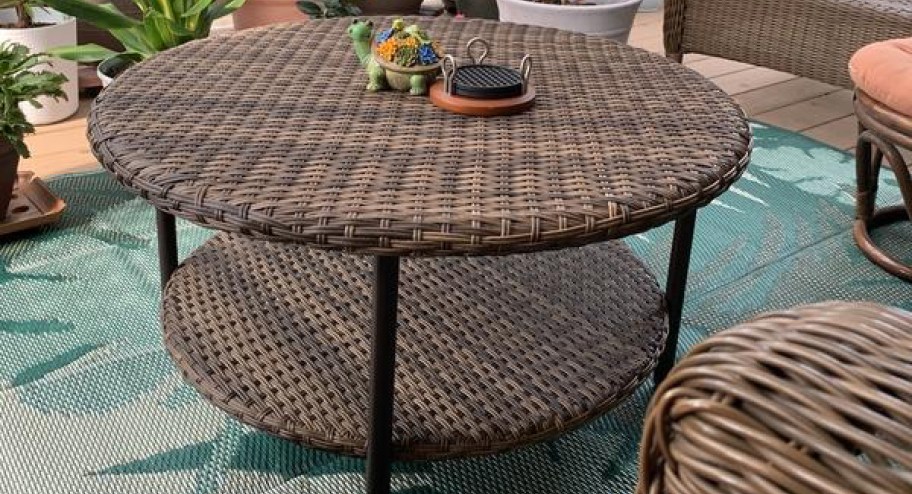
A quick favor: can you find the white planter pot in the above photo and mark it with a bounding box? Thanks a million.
[638,0,662,11]
[496,0,643,41]
[0,9,78,125]
[97,61,114,88]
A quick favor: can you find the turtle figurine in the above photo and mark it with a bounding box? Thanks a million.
[347,18,444,96]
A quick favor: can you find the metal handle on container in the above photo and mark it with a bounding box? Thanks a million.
[519,54,532,94]
[441,55,457,94]
[466,37,489,65]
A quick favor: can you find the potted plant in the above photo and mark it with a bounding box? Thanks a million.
[296,0,360,18]
[236,0,424,30]
[355,0,423,15]
[0,42,66,220]
[0,0,77,123]
[44,0,246,86]
[348,18,442,95]
[456,0,498,18]
[496,0,643,40]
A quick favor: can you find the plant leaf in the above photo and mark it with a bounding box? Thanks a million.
[48,43,120,63]
[296,1,324,17]
[181,0,214,18]
[41,0,140,29]
[203,0,246,23]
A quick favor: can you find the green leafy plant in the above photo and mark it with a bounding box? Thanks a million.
[0,42,67,157]
[297,0,361,18]
[44,0,246,65]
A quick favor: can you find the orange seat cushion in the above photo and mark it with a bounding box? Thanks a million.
[850,37,912,117]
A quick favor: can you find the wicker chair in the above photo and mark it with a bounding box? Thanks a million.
[663,0,912,88]
[637,302,912,494]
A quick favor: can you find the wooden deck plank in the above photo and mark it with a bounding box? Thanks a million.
[803,116,858,150]
[633,10,663,26]
[710,67,797,96]
[754,90,854,132]
[686,57,753,79]
[733,77,840,116]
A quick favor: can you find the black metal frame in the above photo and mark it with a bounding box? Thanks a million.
[156,210,178,290]
[152,208,698,493]
[655,211,697,384]
[365,256,400,494]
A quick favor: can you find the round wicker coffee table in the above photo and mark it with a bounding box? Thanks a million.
[88,17,751,494]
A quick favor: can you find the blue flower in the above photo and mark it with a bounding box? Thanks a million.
[418,44,438,65]
[375,29,394,44]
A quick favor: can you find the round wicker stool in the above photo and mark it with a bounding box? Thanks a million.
[850,37,912,282]
[637,302,912,494]
[853,91,912,282]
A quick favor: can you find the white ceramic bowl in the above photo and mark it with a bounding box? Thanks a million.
[496,0,643,41]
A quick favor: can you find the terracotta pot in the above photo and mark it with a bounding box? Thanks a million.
[357,0,424,15]
[0,138,20,222]
[232,0,307,29]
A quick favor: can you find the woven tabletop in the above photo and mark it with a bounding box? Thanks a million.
[163,233,667,460]
[89,17,751,256]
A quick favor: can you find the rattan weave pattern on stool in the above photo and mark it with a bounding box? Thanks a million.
[854,89,912,281]
[88,17,751,256]
[163,234,667,460]
[637,302,912,494]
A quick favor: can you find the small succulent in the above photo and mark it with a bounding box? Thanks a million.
[418,44,439,65]
[394,45,418,67]
[297,0,362,18]
[373,18,444,68]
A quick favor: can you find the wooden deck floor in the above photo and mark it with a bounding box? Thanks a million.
[20,11,863,178]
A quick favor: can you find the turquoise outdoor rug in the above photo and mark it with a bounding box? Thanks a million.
[0,123,910,494]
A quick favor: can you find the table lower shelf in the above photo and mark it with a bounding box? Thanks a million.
[163,234,667,460]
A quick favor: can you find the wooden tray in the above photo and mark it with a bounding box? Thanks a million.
[429,80,536,117]
[0,172,66,236]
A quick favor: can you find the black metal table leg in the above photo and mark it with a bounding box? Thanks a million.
[654,210,697,384]
[366,256,400,494]
[156,209,178,290]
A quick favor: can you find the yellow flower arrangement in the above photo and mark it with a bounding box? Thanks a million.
[376,39,398,62]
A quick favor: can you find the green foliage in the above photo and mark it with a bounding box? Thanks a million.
[0,42,67,158]
[297,0,361,18]
[45,0,246,64]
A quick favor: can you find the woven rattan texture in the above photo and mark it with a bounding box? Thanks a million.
[89,17,750,256]
[637,302,912,494]
[664,0,912,88]
[162,233,667,460]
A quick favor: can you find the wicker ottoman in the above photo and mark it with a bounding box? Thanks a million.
[850,38,912,282]
[637,302,912,494]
